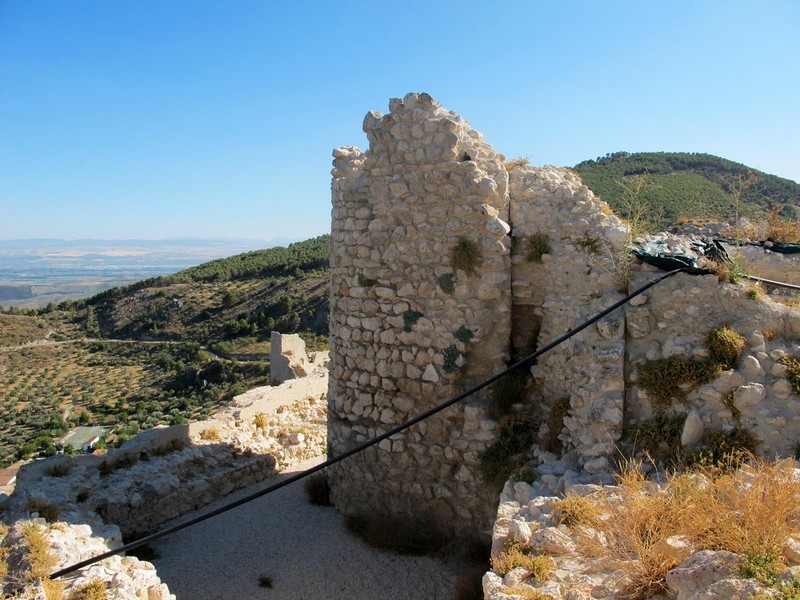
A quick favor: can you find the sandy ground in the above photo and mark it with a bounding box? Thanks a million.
[151,455,458,600]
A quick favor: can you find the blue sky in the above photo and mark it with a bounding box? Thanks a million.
[1,1,798,242]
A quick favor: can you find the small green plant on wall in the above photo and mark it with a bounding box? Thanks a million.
[442,344,462,372]
[402,310,423,332]
[437,273,456,294]
[525,233,551,263]
[450,238,482,277]
[454,325,473,343]
[575,234,601,254]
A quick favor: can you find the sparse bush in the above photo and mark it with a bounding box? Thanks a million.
[780,355,800,396]
[442,345,461,373]
[747,285,764,301]
[304,472,331,506]
[67,578,107,600]
[738,546,785,587]
[638,356,717,409]
[46,462,72,477]
[402,309,423,332]
[257,574,273,588]
[163,438,186,453]
[26,498,61,523]
[451,238,482,277]
[543,397,570,452]
[454,325,473,343]
[575,235,601,254]
[694,427,760,466]
[502,586,549,600]
[437,273,456,294]
[767,205,800,243]
[111,453,138,470]
[706,325,746,370]
[553,493,599,528]
[98,460,113,476]
[627,414,684,462]
[489,369,528,418]
[525,233,551,263]
[75,489,91,503]
[582,457,800,598]
[200,427,221,442]
[479,418,536,488]
[512,465,537,484]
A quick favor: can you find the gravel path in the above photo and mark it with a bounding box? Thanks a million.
[151,455,457,600]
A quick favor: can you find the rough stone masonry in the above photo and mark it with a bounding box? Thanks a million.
[328,92,800,536]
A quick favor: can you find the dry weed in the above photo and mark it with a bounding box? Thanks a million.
[492,540,553,580]
[553,493,599,528]
[579,457,800,598]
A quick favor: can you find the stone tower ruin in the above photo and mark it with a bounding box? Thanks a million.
[328,92,800,536]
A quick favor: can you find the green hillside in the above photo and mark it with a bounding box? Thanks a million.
[573,152,800,230]
[75,235,331,354]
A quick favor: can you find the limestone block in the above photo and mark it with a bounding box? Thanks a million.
[733,383,766,410]
[784,536,800,565]
[651,536,696,566]
[742,355,765,378]
[530,526,576,555]
[666,550,738,600]
[773,379,793,399]
[681,411,705,447]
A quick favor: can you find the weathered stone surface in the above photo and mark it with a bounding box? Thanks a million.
[681,411,705,447]
[270,331,310,383]
[666,550,738,600]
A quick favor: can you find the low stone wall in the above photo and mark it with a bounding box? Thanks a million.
[3,362,328,597]
[625,265,800,458]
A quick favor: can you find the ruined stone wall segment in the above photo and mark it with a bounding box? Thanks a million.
[625,265,800,458]
[508,165,631,469]
[328,93,512,532]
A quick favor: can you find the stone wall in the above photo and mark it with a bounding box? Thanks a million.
[508,165,630,470]
[328,93,800,538]
[625,264,800,458]
[328,92,512,532]
[12,365,327,538]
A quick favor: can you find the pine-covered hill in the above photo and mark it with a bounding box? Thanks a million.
[573,152,800,231]
[74,235,332,353]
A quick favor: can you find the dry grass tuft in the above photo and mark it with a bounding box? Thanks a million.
[504,156,531,171]
[492,540,553,581]
[780,356,800,396]
[580,457,800,598]
[503,585,551,599]
[199,427,221,442]
[25,498,61,524]
[706,325,746,370]
[67,579,107,600]
[253,412,268,433]
[553,493,599,528]
[21,522,57,581]
[451,238,483,277]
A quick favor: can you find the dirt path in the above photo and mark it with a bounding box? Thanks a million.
[150,456,457,600]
